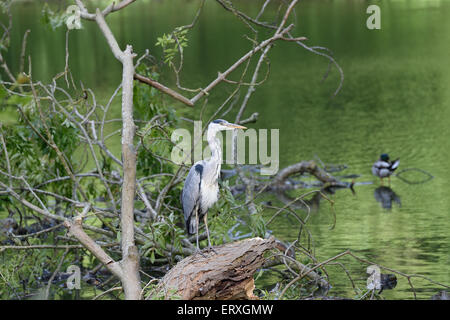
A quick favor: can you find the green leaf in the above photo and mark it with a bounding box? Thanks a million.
[0,85,7,100]
[254,269,264,282]
[7,94,32,106]
[150,250,155,264]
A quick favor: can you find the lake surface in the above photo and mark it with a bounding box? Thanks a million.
[4,0,450,299]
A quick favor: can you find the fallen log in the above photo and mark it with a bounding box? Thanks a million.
[156,237,276,300]
[271,160,349,189]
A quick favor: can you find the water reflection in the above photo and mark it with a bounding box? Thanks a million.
[374,186,401,210]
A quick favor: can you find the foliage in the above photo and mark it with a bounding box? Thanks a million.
[0,88,81,198]
[0,56,191,299]
[0,248,88,300]
[40,3,72,31]
[155,27,189,67]
[142,283,181,300]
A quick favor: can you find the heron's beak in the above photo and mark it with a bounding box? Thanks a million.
[227,123,247,129]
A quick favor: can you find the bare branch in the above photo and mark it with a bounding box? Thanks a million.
[134,73,193,107]
[76,0,137,20]
[118,45,142,299]
[94,9,124,61]
[63,216,123,279]
[190,23,295,104]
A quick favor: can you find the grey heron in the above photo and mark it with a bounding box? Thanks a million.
[181,119,246,252]
[372,153,400,185]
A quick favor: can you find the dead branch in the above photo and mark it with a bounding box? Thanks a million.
[92,7,141,299]
[189,24,297,105]
[271,160,350,190]
[155,237,276,300]
[134,73,193,107]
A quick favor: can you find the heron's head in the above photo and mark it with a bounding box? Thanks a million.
[380,153,390,161]
[209,119,247,132]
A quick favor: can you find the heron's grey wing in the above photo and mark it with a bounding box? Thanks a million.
[181,163,203,232]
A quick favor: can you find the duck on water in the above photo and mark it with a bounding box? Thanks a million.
[372,153,400,185]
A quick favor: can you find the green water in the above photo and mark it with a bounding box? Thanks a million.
[3,0,450,299]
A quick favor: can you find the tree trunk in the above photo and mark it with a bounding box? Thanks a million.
[156,237,276,300]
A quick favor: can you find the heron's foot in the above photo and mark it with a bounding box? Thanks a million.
[203,245,218,255]
[194,247,207,258]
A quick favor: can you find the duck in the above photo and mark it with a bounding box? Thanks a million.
[379,273,397,294]
[372,153,400,185]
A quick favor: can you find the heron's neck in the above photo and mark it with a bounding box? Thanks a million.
[207,130,222,164]
[204,129,222,183]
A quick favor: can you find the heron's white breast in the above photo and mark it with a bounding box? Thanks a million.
[200,180,219,212]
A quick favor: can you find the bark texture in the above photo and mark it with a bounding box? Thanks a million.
[158,237,276,300]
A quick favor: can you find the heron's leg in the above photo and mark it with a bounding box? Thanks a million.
[203,212,217,254]
[195,209,200,251]
[388,176,391,186]
[380,177,383,186]
[204,212,211,247]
